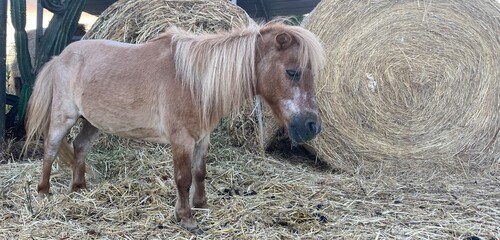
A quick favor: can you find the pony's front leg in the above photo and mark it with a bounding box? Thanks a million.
[171,132,198,230]
[190,135,209,208]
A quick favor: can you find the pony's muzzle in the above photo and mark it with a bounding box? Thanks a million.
[288,113,322,144]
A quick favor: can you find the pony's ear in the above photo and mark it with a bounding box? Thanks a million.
[275,32,293,50]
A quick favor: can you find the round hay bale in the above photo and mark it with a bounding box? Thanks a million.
[83,0,250,43]
[303,0,499,168]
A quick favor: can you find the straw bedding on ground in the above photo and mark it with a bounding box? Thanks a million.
[1,136,499,239]
[302,0,499,170]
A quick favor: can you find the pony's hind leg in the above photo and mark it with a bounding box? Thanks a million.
[190,135,209,208]
[70,118,99,192]
[38,114,78,195]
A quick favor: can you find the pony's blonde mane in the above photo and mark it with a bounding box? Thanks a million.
[282,25,326,80]
[169,22,325,129]
[170,25,259,127]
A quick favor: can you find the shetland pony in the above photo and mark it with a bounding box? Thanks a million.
[24,22,325,230]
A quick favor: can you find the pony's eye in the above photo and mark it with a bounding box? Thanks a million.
[286,69,301,82]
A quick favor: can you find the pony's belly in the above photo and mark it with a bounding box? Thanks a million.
[78,94,170,144]
[83,114,170,144]
[111,127,170,144]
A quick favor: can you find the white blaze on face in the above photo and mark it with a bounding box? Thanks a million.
[280,87,304,118]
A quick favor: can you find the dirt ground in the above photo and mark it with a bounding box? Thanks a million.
[0,135,498,239]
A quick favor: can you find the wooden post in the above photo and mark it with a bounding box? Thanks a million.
[0,0,7,142]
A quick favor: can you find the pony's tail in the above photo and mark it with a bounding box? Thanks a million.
[22,60,74,168]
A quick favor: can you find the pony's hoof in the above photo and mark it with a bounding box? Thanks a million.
[69,184,87,193]
[37,192,52,199]
[192,201,208,209]
[180,218,201,233]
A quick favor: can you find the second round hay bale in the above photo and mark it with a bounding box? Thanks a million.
[303,0,499,168]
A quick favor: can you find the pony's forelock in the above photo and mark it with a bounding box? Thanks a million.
[286,25,326,78]
[262,20,326,77]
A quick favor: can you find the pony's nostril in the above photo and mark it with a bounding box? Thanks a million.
[305,120,318,134]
